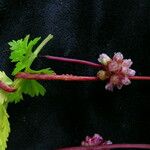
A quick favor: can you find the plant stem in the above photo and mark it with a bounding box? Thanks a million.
[16,73,99,81]
[0,81,16,92]
[57,144,150,150]
[129,76,150,80]
[43,55,150,81]
[34,34,53,56]
[16,73,150,81]
[44,55,102,68]
[27,34,53,70]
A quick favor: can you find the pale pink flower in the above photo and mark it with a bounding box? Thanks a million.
[81,134,102,146]
[113,52,123,62]
[122,59,133,67]
[108,61,121,72]
[127,69,136,76]
[97,52,136,91]
[81,133,112,148]
[121,77,131,85]
[105,83,114,91]
[110,75,120,85]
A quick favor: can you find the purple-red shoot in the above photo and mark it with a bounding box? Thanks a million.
[57,134,150,150]
[57,144,150,150]
[0,81,16,92]
[1,52,150,93]
[16,72,99,81]
[44,55,102,68]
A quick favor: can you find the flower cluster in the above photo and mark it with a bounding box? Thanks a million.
[97,52,136,91]
[81,133,112,147]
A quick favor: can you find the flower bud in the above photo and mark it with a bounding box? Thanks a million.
[98,53,111,65]
[97,70,109,80]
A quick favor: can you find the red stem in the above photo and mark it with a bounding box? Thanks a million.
[16,73,150,81]
[16,73,99,81]
[0,81,16,92]
[44,55,102,68]
[57,144,150,150]
[43,55,150,81]
[129,76,150,80]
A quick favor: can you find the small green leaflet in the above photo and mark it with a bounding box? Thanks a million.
[9,34,54,75]
[0,71,13,86]
[0,91,8,105]
[0,71,13,104]
[26,68,54,75]
[7,34,55,103]
[7,79,23,103]
[21,80,46,97]
[0,104,10,150]
[9,36,41,75]
[9,35,40,62]
[8,79,46,103]
[0,71,45,104]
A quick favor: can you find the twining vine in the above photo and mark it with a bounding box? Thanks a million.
[0,34,150,150]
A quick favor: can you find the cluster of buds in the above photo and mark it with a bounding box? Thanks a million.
[97,52,136,91]
[81,133,112,147]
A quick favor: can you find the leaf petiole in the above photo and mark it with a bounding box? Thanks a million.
[26,34,53,71]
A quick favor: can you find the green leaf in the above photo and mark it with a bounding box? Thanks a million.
[7,89,23,103]
[9,35,29,62]
[0,71,13,85]
[27,68,55,74]
[21,80,46,97]
[8,79,46,103]
[9,35,41,75]
[0,104,10,150]
[0,71,13,104]
[0,91,8,104]
[12,61,28,76]
[0,34,54,150]
[7,79,23,103]
[9,34,54,75]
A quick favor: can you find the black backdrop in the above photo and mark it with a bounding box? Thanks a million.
[0,0,150,150]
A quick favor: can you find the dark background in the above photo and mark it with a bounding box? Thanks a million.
[0,0,150,150]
